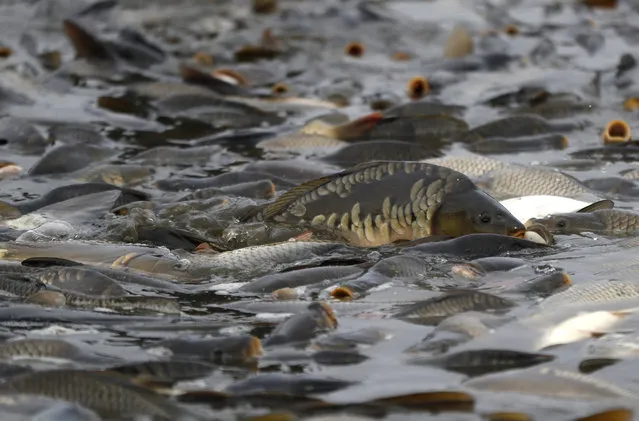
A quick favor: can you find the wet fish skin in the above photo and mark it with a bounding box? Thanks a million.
[311,327,390,350]
[475,165,598,200]
[527,209,639,236]
[424,155,508,178]
[0,338,83,360]
[466,133,568,155]
[28,145,116,176]
[393,291,516,325]
[0,183,148,217]
[240,265,364,293]
[382,100,466,118]
[505,271,572,297]
[0,369,187,420]
[61,293,181,315]
[178,180,276,201]
[263,301,337,347]
[538,279,639,309]
[108,360,217,383]
[457,115,559,144]
[409,349,554,376]
[155,171,296,192]
[159,335,263,365]
[243,161,525,247]
[36,266,127,296]
[0,117,49,155]
[454,257,528,278]
[320,140,443,167]
[224,373,354,396]
[401,233,550,259]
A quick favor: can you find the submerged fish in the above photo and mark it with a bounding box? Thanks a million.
[458,115,564,144]
[263,301,338,347]
[240,265,364,293]
[393,291,516,325]
[409,349,554,376]
[241,161,525,247]
[0,369,188,420]
[527,208,639,237]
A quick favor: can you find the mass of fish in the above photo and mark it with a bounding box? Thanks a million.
[1,0,639,420]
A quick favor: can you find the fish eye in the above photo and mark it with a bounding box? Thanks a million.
[555,219,567,229]
[478,212,492,224]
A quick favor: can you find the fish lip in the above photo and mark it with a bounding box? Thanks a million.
[511,229,526,238]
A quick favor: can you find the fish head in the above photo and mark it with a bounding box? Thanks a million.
[433,189,526,238]
[525,212,605,235]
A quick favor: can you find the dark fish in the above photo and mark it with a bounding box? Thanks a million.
[570,144,639,162]
[452,257,528,279]
[240,266,364,293]
[263,301,338,347]
[512,99,595,120]
[312,327,389,350]
[409,349,554,376]
[155,94,284,128]
[224,373,354,396]
[393,291,515,325]
[505,271,572,297]
[28,145,116,175]
[0,274,46,297]
[30,291,181,315]
[72,164,155,187]
[466,133,568,155]
[400,233,550,259]
[48,125,104,145]
[108,360,217,384]
[241,161,525,247]
[320,140,443,167]
[37,266,127,296]
[356,115,469,145]
[159,335,263,364]
[0,183,148,217]
[527,208,639,237]
[382,100,466,118]
[0,369,187,420]
[156,171,296,192]
[133,226,213,252]
[584,177,639,199]
[179,64,250,97]
[63,19,115,64]
[458,115,564,144]
[578,358,619,374]
[133,145,224,166]
[109,28,166,68]
[312,350,369,366]
[0,117,49,155]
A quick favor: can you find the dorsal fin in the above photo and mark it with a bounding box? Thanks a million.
[258,161,386,221]
[576,199,615,213]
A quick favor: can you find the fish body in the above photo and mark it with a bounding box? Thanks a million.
[423,154,508,178]
[240,265,364,293]
[528,209,639,236]
[242,161,525,247]
[393,291,516,325]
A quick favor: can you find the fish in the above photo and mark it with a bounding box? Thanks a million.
[500,196,612,224]
[393,291,516,325]
[451,257,528,279]
[263,301,337,347]
[257,133,347,150]
[408,349,554,376]
[178,180,276,201]
[0,369,189,420]
[0,183,148,218]
[527,208,639,237]
[0,338,105,363]
[158,335,263,364]
[457,115,564,144]
[511,99,595,120]
[400,233,550,259]
[312,328,390,350]
[423,154,509,178]
[224,373,354,396]
[382,100,466,118]
[466,133,568,155]
[71,164,155,187]
[36,266,127,296]
[156,171,296,192]
[201,241,356,279]
[538,279,639,310]
[107,360,218,384]
[475,165,600,201]
[239,265,364,293]
[320,140,443,167]
[464,366,637,400]
[0,117,49,155]
[25,289,181,314]
[241,161,525,247]
[28,144,117,175]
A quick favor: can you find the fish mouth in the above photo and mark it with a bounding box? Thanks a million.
[511,229,527,238]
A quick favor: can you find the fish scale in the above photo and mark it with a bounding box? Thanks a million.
[538,279,639,309]
[244,161,504,247]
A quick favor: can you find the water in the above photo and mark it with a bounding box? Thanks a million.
[0,0,639,420]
